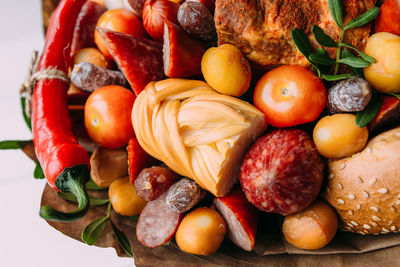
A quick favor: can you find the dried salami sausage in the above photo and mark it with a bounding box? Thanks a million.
[165,178,205,213]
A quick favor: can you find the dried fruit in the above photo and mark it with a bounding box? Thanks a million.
[240,129,324,216]
[71,62,126,92]
[134,165,179,201]
[368,96,400,134]
[177,1,217,42]
[165,178,205,213]
[327,77,372,114]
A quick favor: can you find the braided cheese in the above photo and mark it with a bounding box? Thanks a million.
[132,79,266,197]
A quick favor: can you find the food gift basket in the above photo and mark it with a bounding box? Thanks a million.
[3,0,400,266]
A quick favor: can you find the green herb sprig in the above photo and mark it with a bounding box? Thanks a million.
[291,0,379,81]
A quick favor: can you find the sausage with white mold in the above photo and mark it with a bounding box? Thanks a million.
[324,126,400,234]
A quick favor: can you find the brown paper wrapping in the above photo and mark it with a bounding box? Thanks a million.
[35,0,400,265]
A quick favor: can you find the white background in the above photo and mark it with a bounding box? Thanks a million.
[0,1,132,266]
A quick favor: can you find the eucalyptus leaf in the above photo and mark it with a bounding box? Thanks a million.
[81,216,109,245]
[86,179,107,191]
[342,50,363,76]
[34,161,45,179]
[309,52,335,66]
[312,25,338,47]
[291,28,313,58]
[110,220,133,257]
[356,93,382,128]
[344,7,380,30]
[0,140,32,150]
[322,73,354,81]
[57,192,109,206]
[20,97,32,131]
[341,43,376,63]
[338,57,371,68]
[328,0,343,29]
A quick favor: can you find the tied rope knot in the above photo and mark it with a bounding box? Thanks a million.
[20,51,70,118]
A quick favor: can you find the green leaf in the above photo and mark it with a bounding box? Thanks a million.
[125,215,139,221]
[340,43,376,63]
[342,50,363,76]
[328,0,343,29]
[338,57,371,68]
[291,28,313,58]
[0,140,32,150]
[309,52,336,66]
[356,93,382,127]
[20,97,32,131]
[57,192,109,206]
[81,216,109,245]
[34,161,45,179]
[344,7,380,30]
[312,25,338,47]
[110,220,133,257]
[86,179,107,191]
[322,73,354,81]
[392,93,400,100]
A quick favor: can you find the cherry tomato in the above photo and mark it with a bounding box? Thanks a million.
[84,85,135,148]
[94,8,147,59]
[254,65,327,128]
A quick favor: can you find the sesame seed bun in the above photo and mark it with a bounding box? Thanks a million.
[324,126,400,235]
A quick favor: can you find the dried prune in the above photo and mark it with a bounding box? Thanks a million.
[327,77,372,114]
[177,1,217,43]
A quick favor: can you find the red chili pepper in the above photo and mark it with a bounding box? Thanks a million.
[32,0,90,222]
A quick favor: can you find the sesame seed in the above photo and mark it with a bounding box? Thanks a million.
[348,210,354,216]
[396,200,400,205]
[372,216,382,221]
[363,191,370,198]
[370,206,380,212]
[338,199,345,204]
[338,183,344,189]
[382,228,390,233]
[363,230,369,234]
[347,223,354,228]
[356,204,362,210]
[339,163,346,170]
[363,224,372,229]
[368,178,377,185]
[378,188,388,194]
[348,194,356,200]
[344,227,352,231]
[359,231,366,235]
[391,226,396,231]
[351,221,359,226]
[370,222,378,227]
[326,187,331,194]
[366,147,372,153]
[397,194,400,199]
[329,173,335,179]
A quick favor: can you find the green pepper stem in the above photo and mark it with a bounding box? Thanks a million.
[40,165,90,222]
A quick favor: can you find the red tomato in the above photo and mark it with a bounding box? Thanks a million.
[253,65,326,127]
[84,85,136,148]
[94,9,147,59]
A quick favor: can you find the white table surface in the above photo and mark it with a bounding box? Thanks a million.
[0,1,132,266]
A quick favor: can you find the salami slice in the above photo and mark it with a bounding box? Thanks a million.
[136,193,182,248]
[213,187,258,251]
[97,28,165,95]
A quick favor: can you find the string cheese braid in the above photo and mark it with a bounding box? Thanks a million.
[132,78,266,197]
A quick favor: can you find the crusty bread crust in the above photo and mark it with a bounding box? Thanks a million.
[324,127,400,235]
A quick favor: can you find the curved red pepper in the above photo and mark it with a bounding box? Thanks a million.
[32,0,90,222]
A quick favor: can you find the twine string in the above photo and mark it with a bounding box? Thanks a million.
[20,51,70,118]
